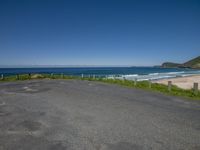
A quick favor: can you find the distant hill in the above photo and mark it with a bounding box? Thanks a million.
[161,62,181,68]
[183,56,200,68]
[161,56,200,69]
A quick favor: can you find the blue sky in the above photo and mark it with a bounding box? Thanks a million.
[0,0,199,66]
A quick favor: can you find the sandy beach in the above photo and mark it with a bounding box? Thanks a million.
[154,75,200,90]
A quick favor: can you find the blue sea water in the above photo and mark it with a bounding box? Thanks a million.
[0,67,200,81]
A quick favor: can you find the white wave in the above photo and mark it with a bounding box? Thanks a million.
[137,78,149,81]
[151,75,176,80]
[122,74,138,77]
[148,73,159,76]
[181,74,193,77]
[165,71,185,75]
[108,70,200,81]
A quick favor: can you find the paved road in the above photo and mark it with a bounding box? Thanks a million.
[0,79,200,150]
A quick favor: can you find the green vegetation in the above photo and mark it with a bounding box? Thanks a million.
[89,78,200,100]
[0,74,200,100]
[183,56,200,68]
[161,62,181,68]
[162,56,200,69]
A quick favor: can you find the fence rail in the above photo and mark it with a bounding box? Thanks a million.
[0,73,199,96]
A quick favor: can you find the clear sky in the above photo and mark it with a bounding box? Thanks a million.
[0,0,199,66]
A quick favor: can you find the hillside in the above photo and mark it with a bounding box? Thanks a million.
[183,56,200,68]
[161,62,181,68]
[161,56,200,69]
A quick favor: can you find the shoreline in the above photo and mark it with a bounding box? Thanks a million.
[154,75,200,90]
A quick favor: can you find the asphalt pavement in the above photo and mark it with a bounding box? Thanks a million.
[0,79,200,150]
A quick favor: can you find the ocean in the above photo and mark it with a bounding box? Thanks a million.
[0,67,200,81]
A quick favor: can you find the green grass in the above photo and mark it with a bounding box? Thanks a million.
[85,78,200,100]
[0,74,200,100]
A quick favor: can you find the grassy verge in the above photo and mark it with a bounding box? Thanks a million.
[0,74,200,100]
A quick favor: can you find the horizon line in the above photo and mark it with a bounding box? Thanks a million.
[0,65,158,68]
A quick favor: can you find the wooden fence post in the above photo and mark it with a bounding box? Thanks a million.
[193,82,198,95]
[149,79,151,88]
[1,74,3,80]
[134,78,137,86]
[168,81,172,92]
[16,74,19,80]
[28,73,31,79]
[51,73,54,78]
[81,74,84,78]
[123,77,125,82]
[61,73,64,78]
